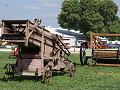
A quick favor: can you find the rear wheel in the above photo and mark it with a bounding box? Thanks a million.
[3,64,14,82]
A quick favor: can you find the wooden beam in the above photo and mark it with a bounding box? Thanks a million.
[90,32,93,48]
[30,33,54,47]
[92,41,98,49]
[94,50,117,53]
[41,28,44,71]
[89,63,120,67]
[29,38,41,46]
[25,20,29,47]
[92,38,102,49]
[28,31,33,39]
[29,23,53,39]
[2,40,25,42]
[94,36,102,44]
[1,21,5,34]
[93,33,120,36]
[93,53,117,57]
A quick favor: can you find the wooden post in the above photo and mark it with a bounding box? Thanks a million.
[18,46,22,71]
[41,28,44,71]
[25,20,29,47]
[93,33,120,36]
[90,32,93,48]
[2,21,5,34]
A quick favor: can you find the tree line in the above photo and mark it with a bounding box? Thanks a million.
[58,0,120,39]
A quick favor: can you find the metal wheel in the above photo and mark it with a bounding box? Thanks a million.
[70,62,76,77]
[42,66,52,83]
[3,64,14,82]
[80,42,88,65]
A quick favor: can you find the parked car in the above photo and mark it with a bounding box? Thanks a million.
[115,44,120,48]
[108,44,118,48]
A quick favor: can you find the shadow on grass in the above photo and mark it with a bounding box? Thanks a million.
[14,76,41,82]
[0,71,67,82]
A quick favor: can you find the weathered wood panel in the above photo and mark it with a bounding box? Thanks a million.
[21,59,42,71]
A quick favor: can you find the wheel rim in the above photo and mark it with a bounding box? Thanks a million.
[42,66,52,83]
[3,64,14,82]
[80,42,88,65]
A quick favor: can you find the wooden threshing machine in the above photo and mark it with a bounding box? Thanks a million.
[1,19,76,83]
[80,32,120,67]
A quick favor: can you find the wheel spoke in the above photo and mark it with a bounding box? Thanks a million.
[42,66,52,83]
[9,65,11,72]
[70,63,76,77]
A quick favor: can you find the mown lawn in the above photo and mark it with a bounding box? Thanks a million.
[0,52,120,90]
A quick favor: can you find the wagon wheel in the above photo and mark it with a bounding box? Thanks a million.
[80,42,88,65]
[42,66,52,83]
[70,62,76,77]
[3,64,14,82]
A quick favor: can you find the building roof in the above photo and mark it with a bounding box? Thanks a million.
[56,29,86,38]
[45,26,86,40]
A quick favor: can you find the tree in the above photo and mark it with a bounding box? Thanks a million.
[58,0,81,30]
[80,10,105,35]
[99,0,118,25]
[106,16,120,40]
[58,0,120,38]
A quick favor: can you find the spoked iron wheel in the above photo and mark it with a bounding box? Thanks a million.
[70,62,76,77]
[42,66,52,83]
[80,42,88,65]
[3,64,14,82]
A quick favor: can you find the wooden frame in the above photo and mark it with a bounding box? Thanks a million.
[2,19,76,82]
[89,32,120,67]
[90,32,120,49]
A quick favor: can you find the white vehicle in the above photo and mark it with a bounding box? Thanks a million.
[77,40,87,46]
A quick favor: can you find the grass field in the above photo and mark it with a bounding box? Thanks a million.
[0,52,120,90]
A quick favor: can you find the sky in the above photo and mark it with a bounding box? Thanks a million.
[0,0,120,27]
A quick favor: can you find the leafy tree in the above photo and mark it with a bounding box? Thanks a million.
[58,0,120,38]
[58,0,81,30]
[80,10,105,35]
[99,0,118,25]
[105,16,120,40]
[80,0,100,12]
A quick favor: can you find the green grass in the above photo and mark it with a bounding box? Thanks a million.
[0,52,120,90]
[0,47,11,49]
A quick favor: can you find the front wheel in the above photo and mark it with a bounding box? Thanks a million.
[70,62,76,77]
[42,66,52,83]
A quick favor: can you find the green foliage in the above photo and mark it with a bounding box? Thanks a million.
[80,10,104,35]
[99,0,118,24]
[58,0,120,38]
[80,0,100,12]
[106,18,120,40]
[58,0,81,30]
